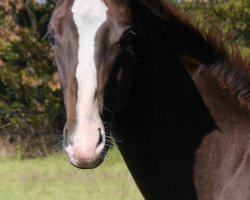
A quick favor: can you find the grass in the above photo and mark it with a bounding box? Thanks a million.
[0,148,143,200]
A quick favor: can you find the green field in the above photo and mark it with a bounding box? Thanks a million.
[0,148,143,200]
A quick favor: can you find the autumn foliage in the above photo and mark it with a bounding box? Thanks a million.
[178,0,250,47]
[0,0,63,136]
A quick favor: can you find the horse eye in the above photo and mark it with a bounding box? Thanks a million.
[120,27,141,54]
[45,31,56,46]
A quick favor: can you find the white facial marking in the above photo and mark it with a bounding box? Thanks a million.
[71,0,107,141]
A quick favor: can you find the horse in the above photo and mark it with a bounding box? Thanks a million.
[47,0,250,199]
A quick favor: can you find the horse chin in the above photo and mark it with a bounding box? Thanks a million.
[69,157,104,169]
[66,145,110,169]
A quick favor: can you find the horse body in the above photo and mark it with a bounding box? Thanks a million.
[48,0,250,199]
[138,1,250,198]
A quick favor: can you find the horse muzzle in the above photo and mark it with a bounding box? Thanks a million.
[64,121,106,169]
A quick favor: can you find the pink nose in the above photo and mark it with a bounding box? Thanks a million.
[65,128,105,169]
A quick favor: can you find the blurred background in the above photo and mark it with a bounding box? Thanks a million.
[0,0,249,199]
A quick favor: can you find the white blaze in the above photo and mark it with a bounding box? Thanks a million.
[72,0,107,137]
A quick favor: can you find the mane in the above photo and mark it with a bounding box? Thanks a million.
[139,0,250,110]
[205,32,250,110]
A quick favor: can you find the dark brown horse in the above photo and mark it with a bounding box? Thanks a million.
[47,0,250,199]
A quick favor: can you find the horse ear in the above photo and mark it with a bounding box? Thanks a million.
[103,0,132,25]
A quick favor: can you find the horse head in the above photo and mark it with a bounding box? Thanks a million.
[48,0,137,169]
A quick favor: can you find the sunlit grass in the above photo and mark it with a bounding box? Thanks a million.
[0,148,143,200]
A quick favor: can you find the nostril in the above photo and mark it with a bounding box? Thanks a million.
[65,128,69,135]
[64,128,74,146]
[97,128,103,147]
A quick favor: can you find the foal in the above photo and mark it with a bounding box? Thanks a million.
[48,0,250,199]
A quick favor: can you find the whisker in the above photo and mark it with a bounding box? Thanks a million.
[45,134,64,154]
[48,141,64,153]
[97,101,114,114]
[105,133,123,143]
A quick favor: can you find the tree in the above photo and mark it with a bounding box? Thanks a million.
[0,0,63,136]
[177,0,250,47]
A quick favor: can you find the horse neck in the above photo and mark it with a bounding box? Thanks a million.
[138,2,250,131]
[161,17,250,131]
[117,0,249,133]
